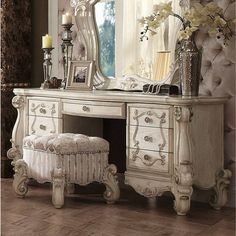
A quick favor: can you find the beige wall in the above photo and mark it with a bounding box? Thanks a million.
[31,0,48,87]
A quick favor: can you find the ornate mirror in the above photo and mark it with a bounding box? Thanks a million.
[70,0,188,91]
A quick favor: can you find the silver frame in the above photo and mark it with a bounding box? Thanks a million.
[66,60,94,91]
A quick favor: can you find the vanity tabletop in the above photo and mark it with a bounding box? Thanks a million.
[13,88,228,105]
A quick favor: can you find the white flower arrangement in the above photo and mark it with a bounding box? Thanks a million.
[139,2,235,45]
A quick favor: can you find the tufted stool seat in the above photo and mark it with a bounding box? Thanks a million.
[12,133,120,208]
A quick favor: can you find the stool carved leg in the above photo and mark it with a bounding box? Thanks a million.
[66,183,75,194]
[12,159,28,197]
[51,168,65,209]
[209,169,232,210]
[102,164,120,204]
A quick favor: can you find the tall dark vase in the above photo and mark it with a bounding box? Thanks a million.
[179,38,202,96]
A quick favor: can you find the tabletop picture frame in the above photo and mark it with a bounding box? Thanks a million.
[66,60,94,90]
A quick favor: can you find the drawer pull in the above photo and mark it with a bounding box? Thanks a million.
[144,136,153,142]
[144,117,152,124]
[82,106,90,112]
[144,155,151,161]
[39,108,46,114]
[39,124,46,131]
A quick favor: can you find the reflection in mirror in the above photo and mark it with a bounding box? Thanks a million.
[95,0,115,78]
[95,0,183,84]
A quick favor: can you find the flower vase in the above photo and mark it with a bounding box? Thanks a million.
[179,38,202,96]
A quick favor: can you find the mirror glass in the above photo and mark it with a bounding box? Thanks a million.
[95,0,183,83]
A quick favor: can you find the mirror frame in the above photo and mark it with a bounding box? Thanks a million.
[49,0,190,91]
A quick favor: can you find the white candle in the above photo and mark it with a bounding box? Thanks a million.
[62,13,72,25]
[42,34,52,48]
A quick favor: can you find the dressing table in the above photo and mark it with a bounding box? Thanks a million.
[8,88,231,215]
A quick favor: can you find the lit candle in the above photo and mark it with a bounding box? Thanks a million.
[42,34,52,48]
[62,13,72,25]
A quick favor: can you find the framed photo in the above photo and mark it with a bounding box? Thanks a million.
[66,60,94,90]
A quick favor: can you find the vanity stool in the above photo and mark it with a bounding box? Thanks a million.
[12,133,120,208]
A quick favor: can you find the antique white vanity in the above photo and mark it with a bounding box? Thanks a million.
[8,0,232,215]
[9,89,231,215]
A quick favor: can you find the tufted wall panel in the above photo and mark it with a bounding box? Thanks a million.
[57,0,235,206]
[196,0,235,206]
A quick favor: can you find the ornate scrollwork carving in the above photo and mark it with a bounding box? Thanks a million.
[172,161,193,215]
[174,106,193,122]
[209,169,232,210]
[30,102,56,134]
[12,159,28,197]
[136,185,171,198]
[71,0,98,15]
[131,109,167,166]
[12,96,24,109]
[7,140,22,162]
[102,164,120,204]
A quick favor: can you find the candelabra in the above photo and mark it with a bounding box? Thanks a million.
[60,24,74,89]
[41,48,54,89]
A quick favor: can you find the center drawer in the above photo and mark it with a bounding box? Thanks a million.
[62,100,126,119]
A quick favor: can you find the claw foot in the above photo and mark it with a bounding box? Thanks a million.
[102,164,120,204]
[12,159,28,197]
[209,169,231,210]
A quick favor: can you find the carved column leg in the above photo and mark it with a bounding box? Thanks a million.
[12,159,28,197]
[172,161,193,215]
[51,168,65,209]
[209,169,232,210]
[102,164,120,204]
[173,106,194,215]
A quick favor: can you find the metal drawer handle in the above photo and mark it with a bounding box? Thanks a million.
[144,117,152,124]
[39,108,46,114]
[39,124,46,130]
[82,106,90,112]
[144,155,151,161]
[144,136,153,142]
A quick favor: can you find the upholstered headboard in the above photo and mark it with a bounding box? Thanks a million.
[55,0,235,206]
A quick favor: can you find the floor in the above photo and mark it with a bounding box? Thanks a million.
[1,178,235,236]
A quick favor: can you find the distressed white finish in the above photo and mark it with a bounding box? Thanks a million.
[11,132,120,208]
[8,88,231,214]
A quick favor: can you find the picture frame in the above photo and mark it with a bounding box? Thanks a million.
[66,60,94,90]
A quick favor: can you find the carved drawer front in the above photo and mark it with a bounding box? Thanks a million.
[28,116,61,136]
[128,148,170,173]
[128,126,172,153]
[128,105,172,128]
[29,100,60,118]
[63,101,125,119]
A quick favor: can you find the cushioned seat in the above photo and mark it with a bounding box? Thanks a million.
[13,133,120,208]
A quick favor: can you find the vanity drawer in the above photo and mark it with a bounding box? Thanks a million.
[28,116,61,136]
[63,101,125,119]
[128,104,172,128]
[29,99,60,118]
[127,148,171,173]
[128,126,172,153]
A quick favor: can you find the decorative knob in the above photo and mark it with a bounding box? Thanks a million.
[82,106,90,112]
[39,124,46,130]
[39,108,46,114]
[144,155,151,161]
[144,136,152,142]
[144,117,152,124]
